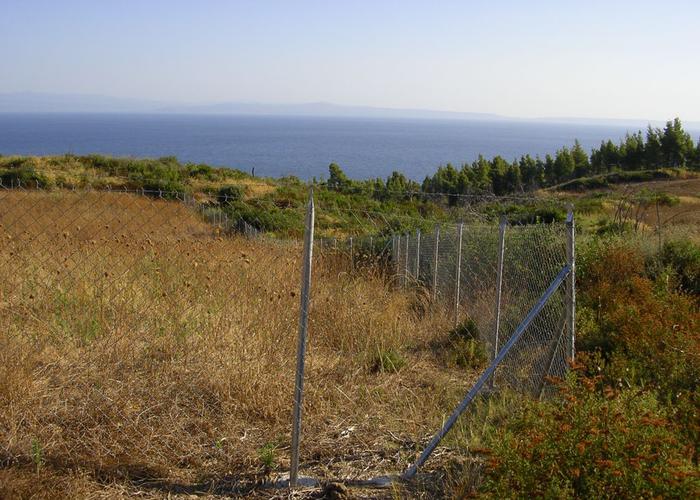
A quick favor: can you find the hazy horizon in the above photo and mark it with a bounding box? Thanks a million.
[2,92,700,131]
[2,1,699,121]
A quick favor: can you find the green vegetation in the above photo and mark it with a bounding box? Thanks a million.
[370,348,406,373]
[1,117,699,239]
[257,442,279,470]
[421,118,700,196]
[445,234,700,497]
[479,378,698,498]
[1,123,699,497]
[447,319,488,370]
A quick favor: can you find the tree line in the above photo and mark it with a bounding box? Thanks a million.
[326,118,700,199]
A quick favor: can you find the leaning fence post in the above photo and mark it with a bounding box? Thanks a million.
[454,222,464,327]
[402,265,571,480]
[290,187,315,488]
[491,215,507,386]
[566,206,576,361]
[432,225,440,301]
[415,229,421,281]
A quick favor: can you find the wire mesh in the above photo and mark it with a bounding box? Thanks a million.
[0,185,307,487]
[328,216,572,396]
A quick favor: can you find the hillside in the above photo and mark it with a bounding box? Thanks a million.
[0,160,698,497]
[0,188,474,497]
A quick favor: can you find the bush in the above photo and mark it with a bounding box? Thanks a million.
[660,239,700,295]
[447,319,488,369]
[506,204,566,224]
[223,202,303,237]
[576,239,700,446]
[478,377,699,498]
[0,165,51,188]
[217,185,245,204]
[370,348,405,373]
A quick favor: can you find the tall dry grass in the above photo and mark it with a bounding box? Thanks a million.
[0,190,467,497]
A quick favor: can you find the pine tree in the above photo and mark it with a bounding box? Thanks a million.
[621,132,645,170]
[519,154,542,190]
[553,147,575,183]
[571,140,591,177]
[490,156,510,195]
[543,154,557,185]
[504,161,523,193]
[660,118,694,167]
[470,155,492,192]
[328,163,350,191]
[645,126,663,168]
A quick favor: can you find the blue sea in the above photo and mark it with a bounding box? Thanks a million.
[0,113,692,181]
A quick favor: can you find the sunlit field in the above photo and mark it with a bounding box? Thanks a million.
[0,190,472,498]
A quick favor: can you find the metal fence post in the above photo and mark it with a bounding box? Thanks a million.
[432,224,440,301]
[491,215,507,385]
[404,232,410,287]
[454,222,464,327]
[566,207,576,361]
[290,187,315,487]
[402,265,571,480]
[395,234,401,279]
[415,229,421,281]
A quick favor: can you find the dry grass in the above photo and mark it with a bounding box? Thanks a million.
[0,190,468,498]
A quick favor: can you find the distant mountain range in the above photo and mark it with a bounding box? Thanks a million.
[0,92,696,129]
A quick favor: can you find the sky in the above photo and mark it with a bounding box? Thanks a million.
[1,0,699,121]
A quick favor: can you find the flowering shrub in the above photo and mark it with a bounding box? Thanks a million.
[478,376,698,498]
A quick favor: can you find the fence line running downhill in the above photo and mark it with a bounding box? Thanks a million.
[310,193,575,482]
[0,182,575,490]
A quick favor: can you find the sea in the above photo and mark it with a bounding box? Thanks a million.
[0,113,695,181]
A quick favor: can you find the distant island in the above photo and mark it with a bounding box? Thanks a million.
[1,92,696,129]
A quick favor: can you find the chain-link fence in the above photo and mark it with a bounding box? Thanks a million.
[1,183,574,491]
[0,184,311,494]
[315,203,575,478]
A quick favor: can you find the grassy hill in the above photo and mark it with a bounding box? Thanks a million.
[0,158,698,497]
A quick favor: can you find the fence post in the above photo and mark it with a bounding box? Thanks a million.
[432,225,440,301]
[404,232,410,287]
[454,222,464,327]
[370,236,374,255]
[415,229,421,281]
[491,215,507,386]
[402,265,571,480]
[349,236,354,272]
[290,187,315,488]
[566,206,576,361]
[395,234,401,280]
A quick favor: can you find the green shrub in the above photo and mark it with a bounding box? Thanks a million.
[449,337,487,370]
[478,377,699,498]
[370,348,405,373]
[217,185,245,204]
[576,239,700,445]
[660,239,700,295]
[257,442,278,470]
[437,319,488,370]
[0,166,51,188]
[504,204,566,224]
[223,200,305,237]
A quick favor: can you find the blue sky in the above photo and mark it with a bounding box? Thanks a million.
[2,0,699,120]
